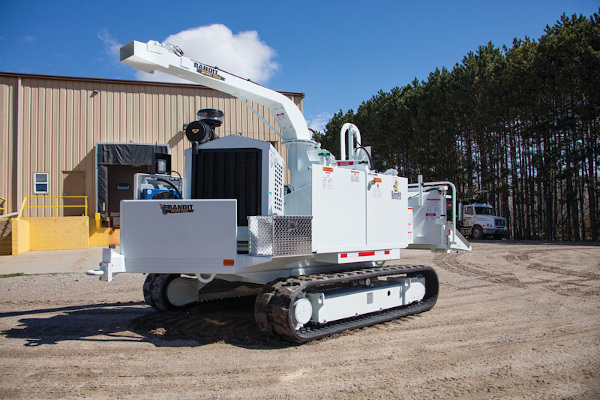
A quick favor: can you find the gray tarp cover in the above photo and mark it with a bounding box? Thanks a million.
[96,143,169,215]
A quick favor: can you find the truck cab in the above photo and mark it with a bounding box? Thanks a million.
[458,203,507,240]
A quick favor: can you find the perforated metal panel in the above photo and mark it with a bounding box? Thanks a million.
[248,216,312,257]
[272,159,284,215]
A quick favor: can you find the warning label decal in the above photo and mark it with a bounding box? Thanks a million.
[426,198,440,220]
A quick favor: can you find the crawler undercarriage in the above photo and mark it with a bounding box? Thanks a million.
[143,264,438,343]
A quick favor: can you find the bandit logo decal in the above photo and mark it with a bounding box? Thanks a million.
[160,203,194,215]
[194,62,225,81]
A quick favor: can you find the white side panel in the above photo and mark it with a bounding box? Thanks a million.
[121,199,237,267]
[306,276,425,324]
[408,190,446,248]
[284,184,312,216]
[366,174,408,248]
[312,166,366,253]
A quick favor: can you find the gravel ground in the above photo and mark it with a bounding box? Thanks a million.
[0,241,599,399]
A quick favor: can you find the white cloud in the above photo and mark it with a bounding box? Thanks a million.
[20,36,37,43]
[98,29,122,59]
[307,112,333,132]
[135,24,279,85]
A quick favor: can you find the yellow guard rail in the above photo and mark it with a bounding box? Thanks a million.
[17,196,88,219]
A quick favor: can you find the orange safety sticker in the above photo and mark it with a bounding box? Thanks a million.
[323,167,334,173]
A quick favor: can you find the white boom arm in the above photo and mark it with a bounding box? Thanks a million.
[120,40,320,190]
[120,40,312,143]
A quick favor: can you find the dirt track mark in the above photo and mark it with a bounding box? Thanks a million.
[523,262,600,297]
[436,244,600,296]
[434,253,526,289]
[492,246,600,297]
[526,263,600,281]
[504,253,530,263]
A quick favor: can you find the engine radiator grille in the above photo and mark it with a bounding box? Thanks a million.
[191,149,261,227]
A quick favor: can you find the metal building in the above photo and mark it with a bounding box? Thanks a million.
[0,71,303,219]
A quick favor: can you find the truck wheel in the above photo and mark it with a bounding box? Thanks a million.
[472,225,484,240]
[143,273,193,312]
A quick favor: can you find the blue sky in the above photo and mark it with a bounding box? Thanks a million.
[1,0,598,132]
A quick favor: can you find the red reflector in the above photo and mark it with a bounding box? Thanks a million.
[358,251,375,257]
[384,250,390,255]
[223,259,235,266]
[340,253,348,258]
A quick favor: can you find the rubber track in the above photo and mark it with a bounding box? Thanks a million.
[143,273,178,312]
[143,274,258,313]
[255,264,439,343]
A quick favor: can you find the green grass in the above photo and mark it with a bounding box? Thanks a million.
[0,272,25,278]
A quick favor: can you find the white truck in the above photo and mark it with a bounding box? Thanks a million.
[458,202,507,240]
[87,40,471,343]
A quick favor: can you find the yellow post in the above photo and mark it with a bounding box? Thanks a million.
[17,197,28,219]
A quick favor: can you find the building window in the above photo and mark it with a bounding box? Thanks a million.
[34,173,49,194]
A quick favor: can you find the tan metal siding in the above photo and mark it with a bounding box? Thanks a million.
[0,77,15,213]
[2,73,303,217]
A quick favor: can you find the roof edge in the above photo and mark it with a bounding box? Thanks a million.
[0,71,305,98]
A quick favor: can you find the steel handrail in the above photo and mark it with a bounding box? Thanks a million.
[17,196,88,219]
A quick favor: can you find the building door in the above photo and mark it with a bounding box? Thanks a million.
[62,171,86,216]
[106,165,150,217]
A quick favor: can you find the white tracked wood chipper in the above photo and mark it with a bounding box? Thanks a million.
[87,40,471,343]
